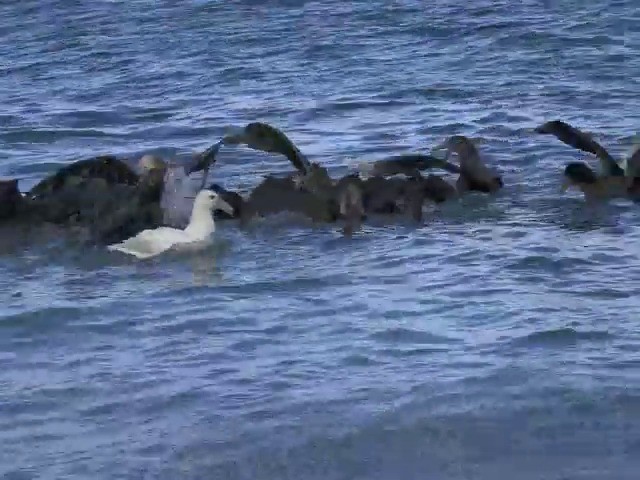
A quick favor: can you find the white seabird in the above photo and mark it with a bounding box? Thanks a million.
[107,189,234,259]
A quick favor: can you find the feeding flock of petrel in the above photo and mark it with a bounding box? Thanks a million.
[0,119,638,259]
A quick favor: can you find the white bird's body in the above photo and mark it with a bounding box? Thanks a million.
[107,189,233,259]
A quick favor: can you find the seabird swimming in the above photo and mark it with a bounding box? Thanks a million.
[204,122,461,226]
[188,122,363,229]
[432,135,504,194]
[534,120,626,177]
[534,120,639,200]
[188,123,505,230]
[107,188,233,259]
[0,155,145,228]
[209,122,430,220]
[0,153,171,244]
[186,123,341,222]
[26,155,140,200]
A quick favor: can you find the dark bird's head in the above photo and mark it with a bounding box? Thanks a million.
[534,120,566,135]
[434,135,479,159]
[562,162,597,191]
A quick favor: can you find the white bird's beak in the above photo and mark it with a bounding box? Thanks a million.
[560,177,572,193]
[215,197,235,216]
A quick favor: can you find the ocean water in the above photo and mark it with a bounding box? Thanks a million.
[1,0,640,478]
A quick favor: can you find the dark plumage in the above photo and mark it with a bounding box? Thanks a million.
[243,175,337,223]
[564,162,598,185]
[534,120,625,177]
[223,122,312,175]
[190,123,507,233]
[560,161,630,201]
[184,140,225,190]
[0,179,23,221]
[0,154,170,245]
[421,174,459,203]
[89,168,167,244]
[361,153,461,178]
[27,155,139,199]
[435,135,504,194]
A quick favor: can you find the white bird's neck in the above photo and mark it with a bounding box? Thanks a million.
[184,205,215,239]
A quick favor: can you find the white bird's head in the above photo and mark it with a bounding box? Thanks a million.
[194,189,235,216]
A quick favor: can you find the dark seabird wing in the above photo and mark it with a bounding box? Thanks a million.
[28,155,139,199]
[185,139,224,175]
[361,154,461,177]
[223,122,312,175]
[184,139,224,189]
[534,120,624,176]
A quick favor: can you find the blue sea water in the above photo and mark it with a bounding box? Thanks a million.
[1,0,640,478]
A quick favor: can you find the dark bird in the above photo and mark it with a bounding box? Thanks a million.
[432,135,504,194]
[534,120,640,200]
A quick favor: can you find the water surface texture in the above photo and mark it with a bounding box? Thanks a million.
[1,1,640,478]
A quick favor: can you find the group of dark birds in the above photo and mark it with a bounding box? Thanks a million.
[1,119,638,251]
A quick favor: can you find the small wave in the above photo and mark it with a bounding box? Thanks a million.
[375,346,449,358]
[510,328,613,348]
[0,306,87,332]
[370,327,458,346]
[340,354,382,367]
[1,128,116,144]
[505,255,595,273]
[229,337,283,353]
